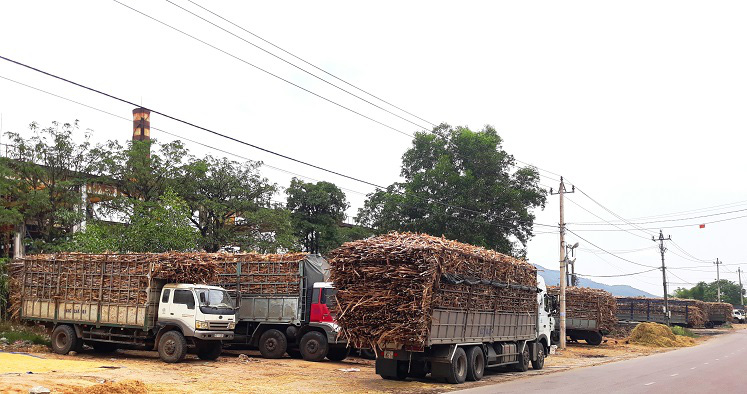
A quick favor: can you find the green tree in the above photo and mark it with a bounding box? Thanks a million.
[68,189,199,253]
[286,178,350,254]
[177,155,291,252]
[2,121,93,251]
[356,124,546,255]
[673,280,743,305]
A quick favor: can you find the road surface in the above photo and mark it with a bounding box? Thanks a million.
[455,329,746,394]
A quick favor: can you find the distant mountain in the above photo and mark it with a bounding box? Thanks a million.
[535,264,658,298]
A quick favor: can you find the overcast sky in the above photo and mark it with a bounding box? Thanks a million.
[1,1,746,296]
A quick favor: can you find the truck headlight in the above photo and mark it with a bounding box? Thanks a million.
[195,321,209,330]
[228,322,236,330]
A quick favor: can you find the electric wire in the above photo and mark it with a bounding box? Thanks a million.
[569,207,747,226]
[565,229,658,269]
[111,0,415,138]
[576,268,660,278]
[164,0,432,132]
[572,198,747,225]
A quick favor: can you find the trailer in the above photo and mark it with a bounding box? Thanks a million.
[552,316,603,346]
[214,254,348,362]
[705,302,732,327]
[16,255,236,363]
[374,276,553,383]
[615,297,703,327]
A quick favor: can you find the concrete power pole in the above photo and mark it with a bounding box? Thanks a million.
[550,177,574,349]
[714,258,722,302]
[653,230,672,326]
[738,267,744,307]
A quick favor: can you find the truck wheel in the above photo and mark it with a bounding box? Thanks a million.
[359,348,376,359]
[465,346,484,381]
[326,346,350,362]
[158,331,187,363]
[91,342,118,353]
[531,344,545,370]
[299,331,328,362]
[51,325,78,355]
[196,341,223,361]
[584,332,603,346]
[446,347,468,384]
[259,329,288,359]
[513,344,530,372]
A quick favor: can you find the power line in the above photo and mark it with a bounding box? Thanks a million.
[185,0,437,129]
[576,268,660,278]
[574,186,655,237]
[0,67,558,232]
[572,198,747,224]
[580,246,657,255]
[565,229,658,269]
[565,196,651,241]
[164,0,432,131]
[111,0,415,138]
[569,206,747,226]
[567,213,747,232]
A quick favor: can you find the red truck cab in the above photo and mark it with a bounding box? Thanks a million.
[310,282,336,323]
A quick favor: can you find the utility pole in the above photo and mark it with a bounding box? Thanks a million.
[653,230,672,326]
[714,258,722,302]
[738,267,744,307]
[550,177,574,349]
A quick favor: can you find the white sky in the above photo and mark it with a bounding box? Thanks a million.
[1,0,746,296]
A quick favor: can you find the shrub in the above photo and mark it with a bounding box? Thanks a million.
[671,325,698,338]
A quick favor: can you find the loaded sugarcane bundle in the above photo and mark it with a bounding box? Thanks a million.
[328,232,537,348]
[616,297,707,327]
[705,302,733,322]
[212,252,307,296]
[548,286,617,332]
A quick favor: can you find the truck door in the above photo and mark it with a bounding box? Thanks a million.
[169,289,197,328]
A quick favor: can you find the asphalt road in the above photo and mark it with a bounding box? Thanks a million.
[454,329,747,394]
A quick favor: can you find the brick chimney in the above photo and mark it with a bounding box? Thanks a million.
[132,108,151,142]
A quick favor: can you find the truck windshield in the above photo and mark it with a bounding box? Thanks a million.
[196,289,235,309]
[321,288,337,310]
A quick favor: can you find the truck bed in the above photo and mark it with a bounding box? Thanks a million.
[427,309,537,346]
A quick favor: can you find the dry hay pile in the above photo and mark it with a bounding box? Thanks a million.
[212,252,307,296]
[329,232,537,348]
[629,322,695,347]
[548,286,617,332]
[705,302,733,322]
[67,380,148,394]
[616,297,707,328]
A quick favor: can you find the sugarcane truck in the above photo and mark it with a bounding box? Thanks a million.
[547,294,604,346]
[18,261,236,363]
[375,276,554,384]
[219,255,348,361]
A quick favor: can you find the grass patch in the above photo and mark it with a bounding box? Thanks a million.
[0,321,51,346]
[671,325,698,338]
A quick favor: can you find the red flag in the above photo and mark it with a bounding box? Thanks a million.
[699,224,705,228]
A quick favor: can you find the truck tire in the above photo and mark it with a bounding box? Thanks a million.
[259,329,288,359]
[326,346,350,362]
[446,347,468,384]
[158,330,187,363]
[196,341,223,361]
[299,331,328,362]
[584,332,603,346]
[91,342,118,353]
[465,346,484,381]
[513,344,530,372]
[51,325,79,355]
[531,344,545,370]
[359,348,376,359]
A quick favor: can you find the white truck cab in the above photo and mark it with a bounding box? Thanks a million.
[733,309,745,323]
[156,284,236,362]
[536,276,553,355]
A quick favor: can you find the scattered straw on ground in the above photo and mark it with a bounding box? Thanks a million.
[629,322,696,347]
[67,380,147,394]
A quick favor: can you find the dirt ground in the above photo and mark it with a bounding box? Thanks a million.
[1,325,741,394]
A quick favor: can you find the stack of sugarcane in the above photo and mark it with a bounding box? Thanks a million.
[212,252,307,296]
[616,297,707,327]
[548,286,617,332]
[328,232,537,348]
[12,253,221,313]
[705,302,733,323]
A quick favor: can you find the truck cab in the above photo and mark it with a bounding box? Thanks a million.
[536,276,553,353]
[305,281,348,360]
[155,284,236,362]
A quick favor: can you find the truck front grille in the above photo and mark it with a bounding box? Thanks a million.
[208,322,230,330]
